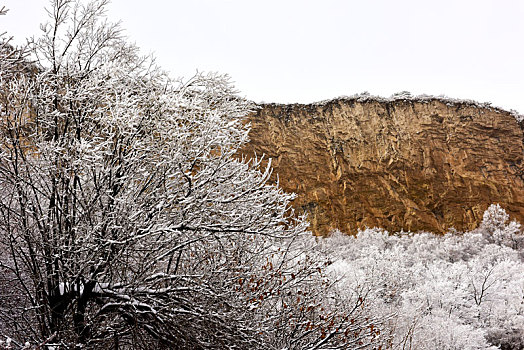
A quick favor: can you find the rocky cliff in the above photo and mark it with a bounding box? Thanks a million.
[242,94,524,235]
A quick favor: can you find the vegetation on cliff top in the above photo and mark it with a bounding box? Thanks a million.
[259,91,524,123]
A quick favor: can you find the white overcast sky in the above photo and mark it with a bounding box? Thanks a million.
[2,0,524,112]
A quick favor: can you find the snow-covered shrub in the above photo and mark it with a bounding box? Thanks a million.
[317,205,524,349]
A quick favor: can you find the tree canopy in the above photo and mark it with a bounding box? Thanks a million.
[0,1,381,349]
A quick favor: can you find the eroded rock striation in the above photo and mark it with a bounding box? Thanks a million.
[242,94,524,235]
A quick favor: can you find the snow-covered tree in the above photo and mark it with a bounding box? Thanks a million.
[0,1,384,349]
[319,208,524,350]
[478,204,523,250]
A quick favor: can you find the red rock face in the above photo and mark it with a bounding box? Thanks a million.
[242,97,524,235]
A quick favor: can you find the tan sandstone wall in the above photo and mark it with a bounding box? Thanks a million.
[242,97,524,235]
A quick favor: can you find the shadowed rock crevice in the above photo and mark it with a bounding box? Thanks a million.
[242,96,524,235]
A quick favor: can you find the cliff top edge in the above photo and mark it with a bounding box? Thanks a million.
[255,92,524,123]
